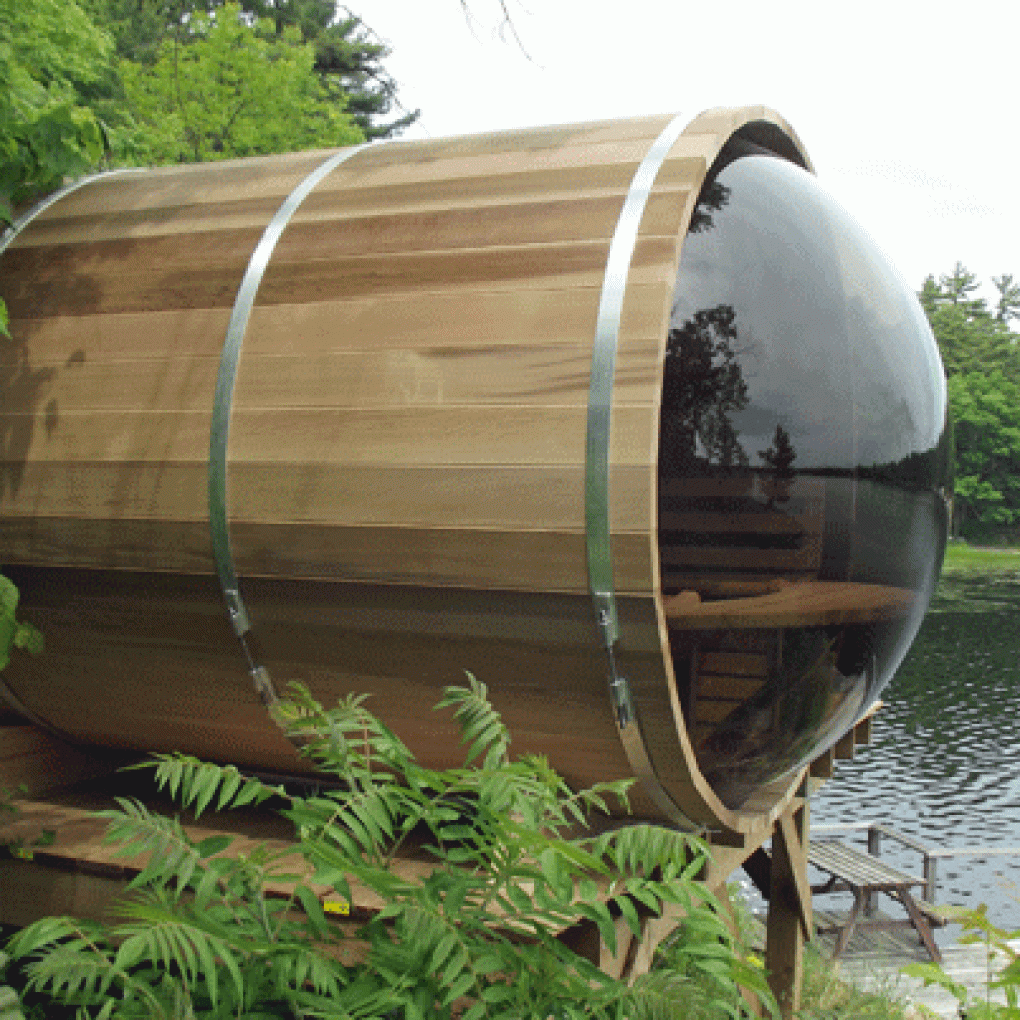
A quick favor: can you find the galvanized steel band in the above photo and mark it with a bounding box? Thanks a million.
[585,112,696,830]
[208,143,369,703]
[0,168,142,257]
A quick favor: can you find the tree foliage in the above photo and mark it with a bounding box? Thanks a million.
[119,4,363,163]
[920,264,1020,535]
[84,0,419,139]
[3,678,774,1020]
[0,0,126,222]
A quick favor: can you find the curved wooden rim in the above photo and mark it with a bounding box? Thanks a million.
[639,106,817,838]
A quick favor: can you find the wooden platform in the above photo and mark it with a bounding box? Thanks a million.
[835,929,1020,1020]
[812,908,934,961]
[0,761,699,983]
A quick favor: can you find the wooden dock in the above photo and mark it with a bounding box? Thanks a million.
[747,908,1017,1019]
[831,924,1020,1020]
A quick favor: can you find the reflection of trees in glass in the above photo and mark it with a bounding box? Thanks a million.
[660,304,749,477]
[687,181,730,235]
[758,424,796,506]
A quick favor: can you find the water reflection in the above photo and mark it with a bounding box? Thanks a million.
[659,150,950,807]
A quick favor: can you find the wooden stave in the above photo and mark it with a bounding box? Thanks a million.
[0,108,813,836]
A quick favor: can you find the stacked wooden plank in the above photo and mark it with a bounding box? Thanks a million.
[0,108,815,838]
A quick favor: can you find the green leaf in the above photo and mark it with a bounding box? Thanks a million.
[481,983,512,1003]
[580,900,616,955]
[440,970,474,1007]
[12,623,43,656]
[617,894,641,938]
[216,766,243,810]
[429,931,458,974]
[195,835,232,859]
[0,577,20,618]
[295,885,330,940]
[473,954,502,975]
[233,779,266,808]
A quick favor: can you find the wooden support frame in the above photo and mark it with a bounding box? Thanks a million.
[765,788,812,1019]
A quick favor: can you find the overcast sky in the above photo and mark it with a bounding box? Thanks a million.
[356,0,1018,304]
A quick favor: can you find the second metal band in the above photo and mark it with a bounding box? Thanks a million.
[208,143,370,711]
[584,113,698,831]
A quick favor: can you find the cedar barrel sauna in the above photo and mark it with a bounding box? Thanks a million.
[0,106,949,843]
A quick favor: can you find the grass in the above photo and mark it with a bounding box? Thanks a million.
[927,540,1020,614]
[797,944,922,1019]
[942,540,1020,576]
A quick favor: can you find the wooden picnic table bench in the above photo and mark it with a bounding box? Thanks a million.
[808,838,945,963]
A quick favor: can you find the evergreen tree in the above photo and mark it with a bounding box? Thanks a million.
[120,3,363,162]
[920,266,1020,536]
[84,0,418,139]
[993,273,1020,324]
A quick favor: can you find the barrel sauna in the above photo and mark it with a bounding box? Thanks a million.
[0,107,949,842]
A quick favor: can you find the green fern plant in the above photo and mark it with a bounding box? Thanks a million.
[903,901,1020,1019]
[3,674,774,1020]
[0,575,42,674]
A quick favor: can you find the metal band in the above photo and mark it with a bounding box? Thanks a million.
[0,168,142,257]
[0,169,142,743]
[585,113,697,830]
[209,143,369,708]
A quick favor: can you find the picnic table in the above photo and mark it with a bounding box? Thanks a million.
[808,838,945,963]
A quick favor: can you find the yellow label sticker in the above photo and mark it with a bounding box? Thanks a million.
[323,899,350,916]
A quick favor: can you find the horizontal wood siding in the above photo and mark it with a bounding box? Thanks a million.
[0,108,814,833]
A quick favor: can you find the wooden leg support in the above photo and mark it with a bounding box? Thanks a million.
[897,887,943,965]
[766,796,812,1019]
[832,890,865,960]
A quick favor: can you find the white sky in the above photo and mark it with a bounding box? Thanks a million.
[356,0,1019,303]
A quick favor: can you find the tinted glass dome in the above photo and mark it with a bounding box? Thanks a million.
[659,150,950,808]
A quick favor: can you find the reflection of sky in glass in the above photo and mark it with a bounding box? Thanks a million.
[673,156,947,472]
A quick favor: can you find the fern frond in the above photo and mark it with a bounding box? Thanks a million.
[15,924,162,1015]
[97,798,207,893]
[20,943,120,1002]
[281,682,416,780]
[139,755,281,816]
[264,940,345,1001]
[622,969,703,1020]
[5,915,92,961]
[436,673,510,767]
[113,891,247,1009]
[590,824,707,879]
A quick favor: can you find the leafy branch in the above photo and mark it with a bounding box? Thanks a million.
[3,676,773,1020]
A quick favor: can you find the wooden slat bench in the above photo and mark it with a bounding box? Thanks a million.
[809,839,945,963]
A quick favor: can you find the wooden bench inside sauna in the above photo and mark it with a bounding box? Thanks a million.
[0,105,949,851]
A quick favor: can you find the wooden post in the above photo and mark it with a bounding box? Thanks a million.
[766,783,812,1019]
[865,825,882,915]
[923,854,938,905]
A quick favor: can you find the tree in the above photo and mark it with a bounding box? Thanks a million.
[920,266,1020,536]
[85,0,419,139]
[660,304,750,476]
[919,267,1020,380]
[758,423,796,507]
[946,370,1020,532]
[0,0,127,222]
[248,1,419,139]
[993,273,1020,324]
[119,4,363,163]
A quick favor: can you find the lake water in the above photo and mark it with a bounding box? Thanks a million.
[809,565,1020,938]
